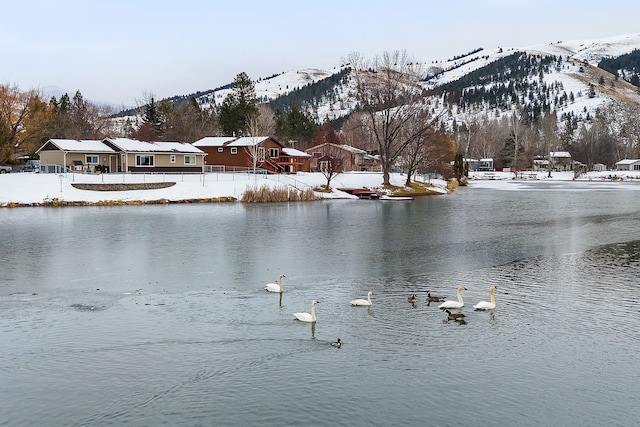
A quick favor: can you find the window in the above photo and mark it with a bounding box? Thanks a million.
[269,148,279,158]
[136,155,154,166]
[86,155,99,164]
[258,147,265,162]
[170,154,176,163]
[217,147,223,152]
[184,155,196,164]
[231,147,238,154]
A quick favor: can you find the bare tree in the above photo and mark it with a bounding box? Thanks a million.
[244,104,277,178]
[318,144,348,189]
[0,84,42,163]
[348,50,438,185]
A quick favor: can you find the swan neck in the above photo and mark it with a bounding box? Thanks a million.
[311,303,316,321]
[457,289,464,304]
[490,289,495,304]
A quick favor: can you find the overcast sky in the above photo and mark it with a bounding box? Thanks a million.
[3,0,639,108]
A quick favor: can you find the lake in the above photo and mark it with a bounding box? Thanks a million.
[2,180,640,426]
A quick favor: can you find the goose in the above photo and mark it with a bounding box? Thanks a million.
[331,338,342,348]
[293,300,319,322]
[264,274,285,293]
[438,286,467,309]
[351,291,373,306]
[427,291,446,302]
[473,285,497,310]
[407,294,417,303]
[445,309,465,321]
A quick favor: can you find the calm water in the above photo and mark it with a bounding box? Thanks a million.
[2,180,640,426]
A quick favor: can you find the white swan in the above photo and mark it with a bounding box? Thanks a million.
[438,286,467,309]
[350,291,373,306]
[473,285,497,310]
[293,300,319,322]
[264,274,285,293]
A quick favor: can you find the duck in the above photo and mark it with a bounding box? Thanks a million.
[407,294,417,303]
[438,286,467,309]
[264,274,285,293]
[445,309,466,321]
[293,300,319,323]
[331,338,342,348]
[473,285,497,310]
[427,291,446,302]
[351,291,373,306]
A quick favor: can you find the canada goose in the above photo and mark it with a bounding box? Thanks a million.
[351,291,373,306]
[445,309,466,321]
[407,294,417,303]
[427,291,446,302]
[473,285,497,310]
[438,286,467,309]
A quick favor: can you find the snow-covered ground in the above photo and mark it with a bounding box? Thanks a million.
[0,171,446,206]
[3,169,640,207]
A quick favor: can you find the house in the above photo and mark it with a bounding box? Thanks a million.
[36,138,206,173]
[549,151,572,171]
[305,143,379,172]
[615,159,640,171]
[103,138,205,173]
[192,136,310,173]
[36,139,118,173]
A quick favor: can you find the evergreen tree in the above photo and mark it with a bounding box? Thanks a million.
[218,72,258,136]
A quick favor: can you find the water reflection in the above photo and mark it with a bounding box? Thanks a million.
[4,188,640,426]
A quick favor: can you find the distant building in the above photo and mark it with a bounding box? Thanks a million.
[615,159,640,171]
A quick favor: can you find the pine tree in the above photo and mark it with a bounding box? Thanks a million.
[218,72,258,136]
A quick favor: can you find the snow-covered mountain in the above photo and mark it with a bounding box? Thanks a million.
[190,32,640,126]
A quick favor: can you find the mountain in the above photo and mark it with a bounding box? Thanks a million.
[117,32,640,133]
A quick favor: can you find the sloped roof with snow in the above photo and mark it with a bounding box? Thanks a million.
[226,137,271,147]
[105,138,204,154]
[282,147,311,157]
[38,139,116,153]
[192,137,237,147]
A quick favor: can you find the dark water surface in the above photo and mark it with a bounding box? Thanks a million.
[2,180,640,426]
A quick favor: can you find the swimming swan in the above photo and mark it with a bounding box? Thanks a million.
[293,300,319,322]
[351,291,373,306]
[427,292,446,302]
[438,286,467,309]
[473,285,497,310]
[445,309,466,321]
[264,274,285,293]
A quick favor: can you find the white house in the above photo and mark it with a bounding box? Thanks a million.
[615,159,640,171]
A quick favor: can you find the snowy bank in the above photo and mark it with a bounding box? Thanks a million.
[0,171,448,207]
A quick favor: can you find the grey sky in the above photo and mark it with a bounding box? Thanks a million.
[2,0,639,107]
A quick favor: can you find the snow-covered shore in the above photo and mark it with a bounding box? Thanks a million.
[3,170,640,207]
[0,171,447,206]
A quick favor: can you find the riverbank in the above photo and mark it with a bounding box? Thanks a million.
[4,170,640,207]
[0,171,448,207]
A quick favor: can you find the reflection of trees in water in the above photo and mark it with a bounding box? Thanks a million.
[589,240,640,267]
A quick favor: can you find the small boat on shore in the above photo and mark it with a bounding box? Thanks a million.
[379,195,414,201]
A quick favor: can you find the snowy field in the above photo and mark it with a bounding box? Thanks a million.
[3,170,640,206]
[0,171,446,206]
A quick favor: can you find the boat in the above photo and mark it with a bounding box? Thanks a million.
[379,195,414,201]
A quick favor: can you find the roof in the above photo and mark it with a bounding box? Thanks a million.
[226,136,271,147]
[192,137,237,147]
[36,139,116,154]
[550,151,571,158]
[282,147,311,157]
[305,143,367,155]
[615,159,640,165]
[104,138,204,154]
